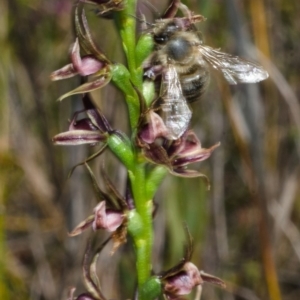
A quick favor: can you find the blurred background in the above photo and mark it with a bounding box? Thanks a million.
[1,0,299,299]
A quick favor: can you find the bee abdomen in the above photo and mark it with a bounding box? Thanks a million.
[180,66,210,103]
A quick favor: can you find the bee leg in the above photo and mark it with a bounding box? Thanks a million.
[144,65,163,80]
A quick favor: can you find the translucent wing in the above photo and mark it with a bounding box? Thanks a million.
[160,65,192,140]
[199,45,269,84]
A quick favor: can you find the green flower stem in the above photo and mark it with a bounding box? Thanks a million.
[114,1,162,298]
[128,162,153,298]
[114,0,141,88]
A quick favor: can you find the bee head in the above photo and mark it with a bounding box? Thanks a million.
[153,21,179,44]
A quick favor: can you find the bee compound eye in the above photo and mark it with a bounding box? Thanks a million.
[166,37,193,62]
[154,22,179,44]
[154,33,169,44]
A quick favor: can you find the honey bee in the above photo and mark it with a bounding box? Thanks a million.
[144,12,269,140]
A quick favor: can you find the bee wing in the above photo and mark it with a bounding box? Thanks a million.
[199,45,269,84]
[160,64,184,99]
[160,65,192,140]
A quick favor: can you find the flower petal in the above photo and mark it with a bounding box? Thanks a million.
[76,293,97,300]
[69,215,95,236]
[199,271,226,288]
[50,63,77,81]
[163,262,202,297]
[57,75,111,101]
[139,111,170,144]
[106,211,125,232]
[143,143,172,167]
[170,168,207,178]
[82,239,109,300]
[92,202,124,232]
[75,6,111,63]
[69,117,99,131]
[172,142,220,167]
[70,38,104,76]
[168,131,201,158]
[170,168,210,189]
[79,56,105,76]
[83,98,113,132]
[52,130,106,145]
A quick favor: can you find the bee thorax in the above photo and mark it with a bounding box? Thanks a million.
[166,37,193,63]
